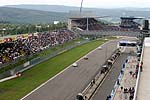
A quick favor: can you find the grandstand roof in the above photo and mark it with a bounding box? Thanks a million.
[69,11,109,19]
[70,16,109,19]
[120,17,144,20]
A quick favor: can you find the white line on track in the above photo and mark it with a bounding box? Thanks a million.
[20,39,115,100]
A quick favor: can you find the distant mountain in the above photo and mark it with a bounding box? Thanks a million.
[117,7,150,11]
[5,5,150,19]
[1,5,150,24]
[5,5,79,13]
[0,7,68,24]
[5,4,150,12]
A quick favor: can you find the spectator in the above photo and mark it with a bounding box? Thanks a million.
[0,29,77,66]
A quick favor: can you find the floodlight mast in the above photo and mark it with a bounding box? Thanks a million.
[80,0,89,31]
[80,0,84,13]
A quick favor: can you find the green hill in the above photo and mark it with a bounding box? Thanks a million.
[0,7,68,24]
[4,5,150,23]
[1,5,150,24]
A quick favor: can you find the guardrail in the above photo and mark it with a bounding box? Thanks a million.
[133,43,145,100]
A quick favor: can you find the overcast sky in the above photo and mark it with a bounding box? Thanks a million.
[0,0,150,8]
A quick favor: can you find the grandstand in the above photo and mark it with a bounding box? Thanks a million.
[120,17,143,30]
[0,29,77,65]
[68,11,108,31]
[68,16,145,34]
[68,17,105,31]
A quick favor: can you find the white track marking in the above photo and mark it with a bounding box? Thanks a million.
[20,40,114,100]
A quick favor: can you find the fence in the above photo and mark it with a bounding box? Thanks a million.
[133,43,145,100]
[79,30,142,37]
[0,40,90,79]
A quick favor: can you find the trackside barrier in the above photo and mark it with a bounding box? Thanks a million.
[0,75,18,82]
[133,43,145,100]
[79,30,143,37]
[0,40,90,80]
[0,73,22,83]
[110,57,129,100]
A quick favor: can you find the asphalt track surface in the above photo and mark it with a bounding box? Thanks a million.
[92,52,129,100]
[22,37,137,100]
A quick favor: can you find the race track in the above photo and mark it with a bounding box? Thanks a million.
[22,37,137,100]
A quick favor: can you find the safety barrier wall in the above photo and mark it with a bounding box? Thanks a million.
[79,30,143,37]
[133,43,145,100]
[0,40,90,79]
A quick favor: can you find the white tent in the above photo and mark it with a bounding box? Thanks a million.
[144,37,150,47]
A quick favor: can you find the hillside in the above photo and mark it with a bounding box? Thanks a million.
[6,4,150,13]
[1,5,150,24]
[6,5,80,13]
[5,5,150,22]
[0,7,68,24]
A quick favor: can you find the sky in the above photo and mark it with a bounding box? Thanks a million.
[0,0,150,8]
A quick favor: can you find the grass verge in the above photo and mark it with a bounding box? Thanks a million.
[0,38,85,74]
[0,39,109,100]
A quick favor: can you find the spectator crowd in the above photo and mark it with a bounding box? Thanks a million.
[0,29,77,64]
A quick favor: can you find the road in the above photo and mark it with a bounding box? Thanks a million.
[22,37,137,100]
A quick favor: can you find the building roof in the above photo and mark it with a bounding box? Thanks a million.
[120,17,144,20]
[69,16,109,19]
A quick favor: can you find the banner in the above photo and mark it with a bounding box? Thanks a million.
[0,39,4,44]
[12,36,17,41]
[23,34,29,39]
